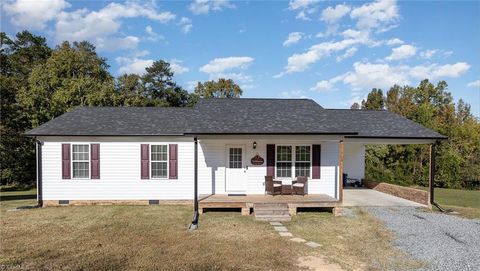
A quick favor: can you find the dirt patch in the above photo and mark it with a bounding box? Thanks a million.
[298,256,346,271]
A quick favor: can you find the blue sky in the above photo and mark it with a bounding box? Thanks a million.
[2,0,479,116]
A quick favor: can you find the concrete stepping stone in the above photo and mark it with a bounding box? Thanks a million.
[273,226,288,232]
[305,241,321,248]
[270,222,283,226]
[290,237,306,243]
[279,232,293,237]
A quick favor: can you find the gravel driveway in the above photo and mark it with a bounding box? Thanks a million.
[366,207,480,271]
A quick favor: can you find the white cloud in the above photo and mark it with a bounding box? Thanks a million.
[288,0,320,10]
[295,11,311,21]
[419,49,437,59]
[280,90,308,99]
[385,44,417,61]
[116,57,154,75]
[200,56,254,85]
[467,80,480,88]
[311,80,334,92]
[289,0,320,20]
[169,59,189,75]
[116,57,189,76]
[179,17,193,33]
[186,81,198,91]
[96,36,140,51]
[330,61,470,91]
[336,47,358,62]
[320,4,351,24]
[429,62,470,78]
[350,0,399,31]
[283,32,304,47]
[200,56,254,74]
[145,25,164,41]
[188,0,235,15]
[55,2,175,51]
[386,38,404,46]
[277,33,373,75]
[4,0,70,30]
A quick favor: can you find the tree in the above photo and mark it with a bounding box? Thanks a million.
[194,78,242,98]
[141,60,192,107]
[1,31,52,184]
[361,88,384,110]
[350,102,360,110]
[358,80,480,189]
[17,41,117,128]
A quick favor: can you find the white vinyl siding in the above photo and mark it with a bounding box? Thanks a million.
[72,144,89,179]
[39,136,342,200]
[39,137,194,200]
[198,137,341,198]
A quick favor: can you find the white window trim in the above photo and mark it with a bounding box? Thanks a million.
[150,144,169,179]
[71,143,91,180]
[275,145,312,180]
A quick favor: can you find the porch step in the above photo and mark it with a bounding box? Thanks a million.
[254,203,291,222]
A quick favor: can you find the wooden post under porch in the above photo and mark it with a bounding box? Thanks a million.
[198,194,339,216]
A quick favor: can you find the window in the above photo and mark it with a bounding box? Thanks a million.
[276,146,292,178]
[295,146,311,177]
[276,145,311,178]
[72,144,89,178]
[151,145,168,178]
[229,148,243,168]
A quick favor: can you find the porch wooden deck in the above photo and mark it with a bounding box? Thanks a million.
[198,194,339,216]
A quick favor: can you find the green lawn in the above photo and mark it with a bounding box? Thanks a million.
[413,187,480,218]
[0,188,37,202]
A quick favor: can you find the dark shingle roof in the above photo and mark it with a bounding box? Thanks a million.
[323,109,446,139]
[24,107,195,136]
[24,98,446,139]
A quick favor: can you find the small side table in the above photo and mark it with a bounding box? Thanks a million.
[282,184,292,195]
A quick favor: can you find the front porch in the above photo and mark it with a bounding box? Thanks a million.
[198,194,339,216]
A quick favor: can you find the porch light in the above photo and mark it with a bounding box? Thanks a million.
[253,141,257,149]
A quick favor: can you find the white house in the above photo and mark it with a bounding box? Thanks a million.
[26,98,445,220]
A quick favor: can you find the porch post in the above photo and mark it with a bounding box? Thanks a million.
[189,136,199,230]
[339,140,344,201]
[428,142,436,206]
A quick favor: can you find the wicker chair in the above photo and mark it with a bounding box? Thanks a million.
[293,176,308,196]
[265,176,282,196]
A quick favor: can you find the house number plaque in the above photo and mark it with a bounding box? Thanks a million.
[250,154,264,165]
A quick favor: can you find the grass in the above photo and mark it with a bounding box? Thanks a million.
[413,187,480,218]
[1,200,307,271]
[286,209,426,271]
[1,199,425,271]
[0,188,37,201]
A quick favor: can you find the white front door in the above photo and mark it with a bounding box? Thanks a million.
[225,146,247,192]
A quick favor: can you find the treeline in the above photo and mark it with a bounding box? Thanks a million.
[352,81,480,189]
[1,31,241,185]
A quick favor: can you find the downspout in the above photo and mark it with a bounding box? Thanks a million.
[429,140,448,212]
[188,136,199,230]
[36,138,43,207]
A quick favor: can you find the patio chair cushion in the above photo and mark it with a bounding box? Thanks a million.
[273,183,282,187]
[292,183,304,187]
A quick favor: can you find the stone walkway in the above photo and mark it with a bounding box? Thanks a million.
[269,221,321,248]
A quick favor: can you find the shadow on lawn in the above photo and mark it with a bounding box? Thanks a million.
[0,194,36,201]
